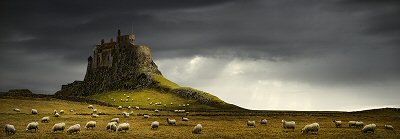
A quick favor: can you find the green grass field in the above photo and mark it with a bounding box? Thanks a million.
[0,98,399,138]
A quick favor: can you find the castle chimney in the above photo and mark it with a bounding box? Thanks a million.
[101,39,104,44]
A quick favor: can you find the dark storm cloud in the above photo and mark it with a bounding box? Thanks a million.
[0,0,399,102]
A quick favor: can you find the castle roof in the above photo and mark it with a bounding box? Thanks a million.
[99,42,116,50]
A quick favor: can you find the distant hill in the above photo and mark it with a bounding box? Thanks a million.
[55,30,242,110]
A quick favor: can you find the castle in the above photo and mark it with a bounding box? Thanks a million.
[57,30,161,96]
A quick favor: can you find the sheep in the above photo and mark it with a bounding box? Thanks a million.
[333,120,342,127]
[67,124,80,134]
[70,109,74,112]
[301,123,320,134]
[117,106,123,110]
[385,124,394,130]
[54,113,60,117]
[187,104,190,106]
[106,122,118,131]
[85,121,96,129]
[26,122,39,132]
[167,118,176,125]
[192,124,202,134]
[247,121,256,127]
[5,124,16,135]
[92,109,98,114]
[122,112,130,117]
[13,108,20,112]
[59,110,64,114]
[144,114,150,118]
[147,98,151,100]
[51,123,65,133]
[92,114,99,118]
[116,123,130,132]
[54,110,57,114]
[362,124,376,133]
[31,109,38,114]
[355,121,364,128]
[186,112,190,116]
[183,104,186,107]
[127,96,130,98]
[127,106,132,109]
[182,117,189,121]
[170,102,173,105]
[155,109,159,113]
[41,116,50,123]
[88,105,94,109]
[282,120,296,130]
[260,119,268,125]
[110,118,120,123]
[151,121,159,130]
[349,121,357,127]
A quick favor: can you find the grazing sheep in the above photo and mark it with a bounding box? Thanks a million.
[106,122,118,131]
[41,117,50,123]
[93,109,98,113]
[26,122,39,132]
[85,121,96,129]
[362,124,377,133]
[13,108,20,112]
[167,118,176,125]
[88,105,94,109]
[144,114,150,118]
[54,113,60,117]
[187,104,190,106]
[192,124,202,134]
[117,106,123,110]
[333,120,342,127]
[127,106,131,109]
[59,110,64,114]
[122,112,130,117]
[148,98,150,100]
[51,123,65,133]
[349,121,357,127]
[127,96,129,98]
[151,121,159,129]
[70,109,74,112]
[116,123,130,132]
[301,123,320,134]
[182,117,189,121]
[282,120,296,130]
[67,124,80,134]
[31,109,38,114]
[5,124,16,135]
[110,118,120,123]
[155,109,159,113]
[247,121,256,127]
[92,114,99,118]
[355,121,364,128]
[170,102,173,105]
[260,119,268,125]
[385,124,394,130]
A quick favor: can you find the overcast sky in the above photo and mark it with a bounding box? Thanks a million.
[1,0,399,111]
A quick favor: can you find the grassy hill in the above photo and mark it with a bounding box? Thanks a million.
[87,74,242,110]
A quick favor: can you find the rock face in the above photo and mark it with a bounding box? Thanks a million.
[56,30,161,96]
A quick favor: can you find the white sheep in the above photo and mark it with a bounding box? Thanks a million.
[247,121,256,127]
[51,123,65,133]
[85,121,96,129]
[5,124,16,134]
[170,102,173,105]
[127,106,132,109]
[106,122,118,131]
[59,110,64,114]
[362,123,376,133]
[167,118,176,125]
[192,124,202,134]
[260,119,268,125]
[70,109,74,112]
[54,112,60,117]
[41,116,50,123]
[127,96,130,98]
[110,118,120,123]
[333,120,342,127]
[122,112,130,117]
[92,113,99,118]
[92,109,98,113]
[31,109,38,114]
[117,106,123,110]
[13,108,20,112]
[155,109,159,113]
[301,123,320,134]
[144,114,150,118]
[355,121,364,128]
[116,123,130,132]
[147,98,150,100]
[26,122,39,132]
[67,124,80,134]
[88,105,94,109]
[282,120,296,130]
[385,124,394,130]
[348,121,357,127]
[151,121,159,129]
[182,117,189,121]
